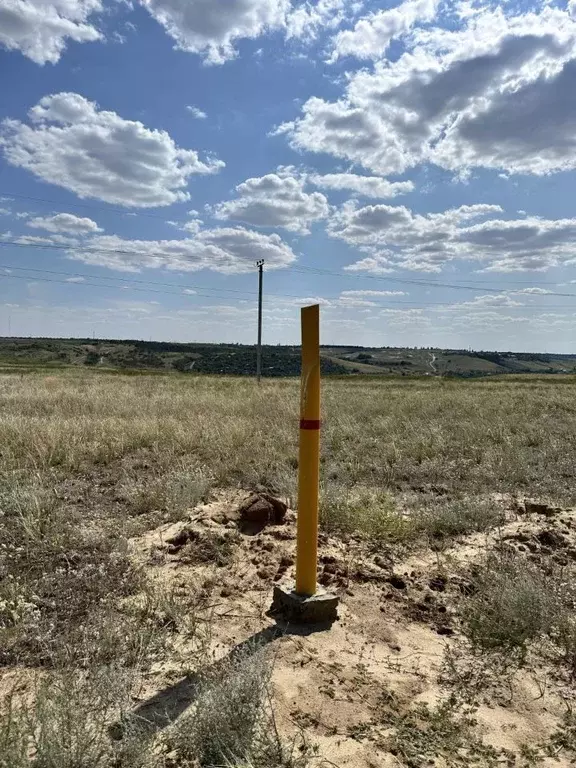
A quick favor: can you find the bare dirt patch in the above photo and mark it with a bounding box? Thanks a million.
[127,490,576,767]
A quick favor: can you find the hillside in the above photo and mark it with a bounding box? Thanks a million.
[1,337,576,377]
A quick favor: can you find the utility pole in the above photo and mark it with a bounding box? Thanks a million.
[256,259,264,383]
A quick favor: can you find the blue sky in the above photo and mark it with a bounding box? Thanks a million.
[1,0,576,351]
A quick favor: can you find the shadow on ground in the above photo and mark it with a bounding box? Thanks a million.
[114,618,334,739]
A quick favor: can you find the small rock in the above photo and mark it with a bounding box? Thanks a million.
[388,574,407,590]
[238,493,287,525]
[525,501,554,516]
[374,555,389,569]
[280,555,294,567]
[165,527,199,554]
[319,572,334,586]
[513,532,531,543]
[537,529,566,549]
[356,566,386,582]
[436,626,454,636]
[429,576,447,592]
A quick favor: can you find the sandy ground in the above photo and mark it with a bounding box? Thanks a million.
[130,492,576,767]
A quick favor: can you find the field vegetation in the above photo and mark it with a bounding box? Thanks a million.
[2,370,576,766]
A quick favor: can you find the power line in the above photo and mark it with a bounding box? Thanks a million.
[2,272,576,314]
[287,265,576,297]
[287,263,564,286]
[2,263,576,307]
[0,262,252,296]
[0,190,571,290]
[3,240,576,299]
[0,272,245,301]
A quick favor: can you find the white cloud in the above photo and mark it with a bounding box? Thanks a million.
[0,92,224,207]
[280,5,576,177]
[0,0,103,64]
[441,293,524,310]
[186,105,207,119]
[6,233,80,246]
[329,0,438,61]
[137,0,354,64]
[212,169,329,233]
[286,0,348,40]
[0,207,10,215]
[65,276,85,282]
[344,253,396,274]
[66,227,297,273]
[512,287,554,295]
[331,201,576,273]
[138,0,289,64]
[27,212,102,234]
[340,289,408,297]
[309,173,413,199]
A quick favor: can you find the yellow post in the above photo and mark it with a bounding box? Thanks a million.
[295,304,320,596]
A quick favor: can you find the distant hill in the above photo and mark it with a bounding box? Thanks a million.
[0,338,349,376]
[1,337,576,378]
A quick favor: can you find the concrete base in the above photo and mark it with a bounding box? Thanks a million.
[271,583,339,624]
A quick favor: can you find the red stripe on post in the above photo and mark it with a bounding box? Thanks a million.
[300,419,321,430]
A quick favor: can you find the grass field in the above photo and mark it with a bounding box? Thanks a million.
[3,370,576,766]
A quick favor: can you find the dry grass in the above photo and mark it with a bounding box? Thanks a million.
[460,550,576,672]
[166,644,305,768]
[2,370,576,766]
[2,370,576,665]
[1,372,575,503]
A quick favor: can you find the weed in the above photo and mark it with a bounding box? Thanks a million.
[121,463,213,522]
[179,529,240,567]
[320,486,415,542]
[461,553,559,657]
[415,498,505,540]
[0,667,158,768]
[167,644,304,768]
[383,695,505,767]
[0,493,140,666]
